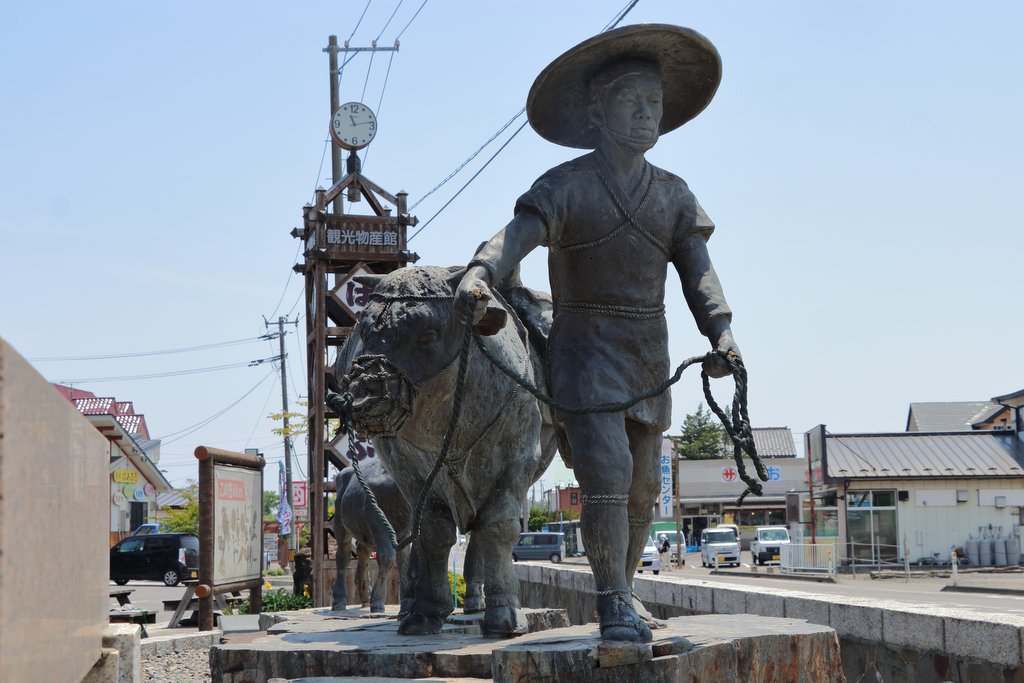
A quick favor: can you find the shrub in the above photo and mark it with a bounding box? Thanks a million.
[234,588,312,614]
[448,570,466,607]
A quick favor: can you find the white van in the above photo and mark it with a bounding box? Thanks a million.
[751,526,791,565]
[700,527,740,568]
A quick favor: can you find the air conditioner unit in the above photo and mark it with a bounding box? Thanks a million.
[957,490,969,503]
[995,496,1007,509]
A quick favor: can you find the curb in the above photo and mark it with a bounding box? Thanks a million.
[941,585,1024,597]
[140,629,223,657]
[709,568,838,583]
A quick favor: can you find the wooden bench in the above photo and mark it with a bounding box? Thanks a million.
[109,588,134,607]
[162,595,244,612]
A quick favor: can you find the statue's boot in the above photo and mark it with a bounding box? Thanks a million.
[624,512,666,629]
[596,589,653,643]
[581,494,652,643]
[397,597,450,635]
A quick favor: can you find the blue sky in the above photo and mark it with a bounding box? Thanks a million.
[2,1,1021,491]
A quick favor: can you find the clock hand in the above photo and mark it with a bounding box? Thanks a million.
[350,115,357,125]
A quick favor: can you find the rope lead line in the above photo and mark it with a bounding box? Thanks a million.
[330,307,766,552]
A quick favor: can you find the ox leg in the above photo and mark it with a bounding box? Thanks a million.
[398,501,455,635]
[397,543,414,618]
[369,525,396,614]
[355,542,372,607]
[331,515,352,611]
[462,534,485,614]
[475,494,528,638]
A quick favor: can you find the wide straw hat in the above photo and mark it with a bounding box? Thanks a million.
[527,24,721,149]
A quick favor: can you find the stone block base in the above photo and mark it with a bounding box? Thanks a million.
[213,609,843,682]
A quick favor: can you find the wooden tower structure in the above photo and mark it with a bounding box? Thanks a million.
[292,155,418,605]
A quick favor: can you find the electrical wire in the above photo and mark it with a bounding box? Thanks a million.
[53,361,260,384]
[157,370,277,446]
[405,1,641,239]
[394,0,428,41]
[603,0,641,31]
[245,369,284,449]
[409,119,530,241]
[347,0,373,43]
[375,0,405,41]
[409,107,526,211]
[30,336,266,362]
[270,244,303,320]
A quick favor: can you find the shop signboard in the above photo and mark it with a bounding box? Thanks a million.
[213,465,262,585]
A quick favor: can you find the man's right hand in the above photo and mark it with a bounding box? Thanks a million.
[455,266,493,325]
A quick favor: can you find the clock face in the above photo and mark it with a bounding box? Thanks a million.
[330,102,378,150]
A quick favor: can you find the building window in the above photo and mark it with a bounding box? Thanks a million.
[570,492,578,506]
[847,489,898,565]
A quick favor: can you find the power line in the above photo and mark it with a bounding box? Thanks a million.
[157,370,277,446]
[347,0,373,43]
[375,0,405,41]
[409,119,530,241]
[53,360,262,384]
[406,1,641,240]
[394,0,428,41]
[30,336,267,362]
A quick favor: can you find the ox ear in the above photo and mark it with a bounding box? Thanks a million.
[354,274,385,290]
[475,303,507,337]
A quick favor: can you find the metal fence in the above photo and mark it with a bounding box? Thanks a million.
[780,543,837,577]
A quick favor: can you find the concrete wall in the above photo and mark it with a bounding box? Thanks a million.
[515,563,1024,682]
[0,340,110,682]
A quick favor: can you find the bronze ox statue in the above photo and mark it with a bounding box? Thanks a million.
[333,265,556,637]
[331,457,413,615]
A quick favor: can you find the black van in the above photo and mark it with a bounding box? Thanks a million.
[512,532,565,563]
[110,533,200,586]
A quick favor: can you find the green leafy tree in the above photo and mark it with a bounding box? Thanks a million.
[263,490,280,522]
[674,403,730,460]
[161,484,199,535]
[528,504,549,531]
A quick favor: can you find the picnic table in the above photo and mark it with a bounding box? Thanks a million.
[109,587,134,607]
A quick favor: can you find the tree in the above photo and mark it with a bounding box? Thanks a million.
[263,490,280,522]
[528,504,549,531]
[674,403,730,460]
[161,483,199,535]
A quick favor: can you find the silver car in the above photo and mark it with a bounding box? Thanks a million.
[637,538,662,574]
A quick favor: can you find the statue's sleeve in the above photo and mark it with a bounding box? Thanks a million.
[672,194,732,337]
[513,172,565,247]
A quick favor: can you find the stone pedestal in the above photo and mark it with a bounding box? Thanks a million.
[213,608,843,682]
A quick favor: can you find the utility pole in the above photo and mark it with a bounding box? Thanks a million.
[266,315,300,557]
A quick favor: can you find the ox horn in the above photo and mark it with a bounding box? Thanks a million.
[353,274,386,290]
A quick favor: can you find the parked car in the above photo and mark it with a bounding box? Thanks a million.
[512,532,565,563]
[110,533,199,586]
[637,538,662,574]
[751,526,791,565]
[129,522,165,535]
[700,527,740,567]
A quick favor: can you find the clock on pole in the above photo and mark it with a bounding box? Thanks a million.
[330,101,378,150]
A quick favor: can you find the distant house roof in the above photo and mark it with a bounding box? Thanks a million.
[52,384,150,439]
[825,431,1024,480]
[906,401,1009,432]
[751,427,799,458]
[993,389,1024,409]
[157,490,191,509]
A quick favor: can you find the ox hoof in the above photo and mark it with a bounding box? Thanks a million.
[482,605,528,639]
[370,601,385,614]
[398,612,445,635]
[463,594,485,614]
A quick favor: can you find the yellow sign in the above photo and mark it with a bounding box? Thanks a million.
[112,469,139,484]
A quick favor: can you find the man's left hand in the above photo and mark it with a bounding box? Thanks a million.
[703,329,741,378]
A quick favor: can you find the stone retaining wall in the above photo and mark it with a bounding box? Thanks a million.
[514,563,1024,682]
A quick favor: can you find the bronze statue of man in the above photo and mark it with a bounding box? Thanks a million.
[456,24,739,643]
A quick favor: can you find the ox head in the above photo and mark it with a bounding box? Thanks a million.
[336,265,505,438]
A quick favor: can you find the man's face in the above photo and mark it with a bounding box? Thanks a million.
[595,70,663,142]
